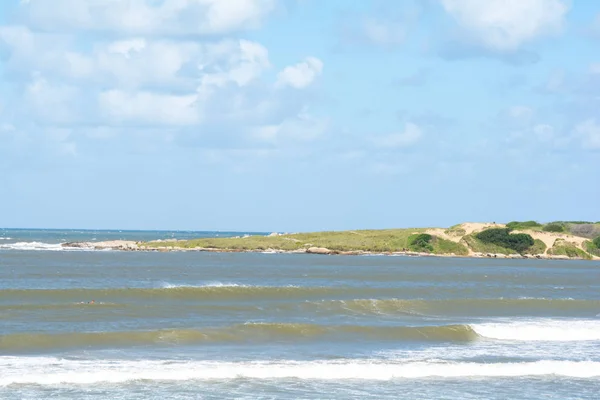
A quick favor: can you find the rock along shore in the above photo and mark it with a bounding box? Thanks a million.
[60,241,591,260]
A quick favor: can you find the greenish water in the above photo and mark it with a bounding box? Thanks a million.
[1,230,600,399]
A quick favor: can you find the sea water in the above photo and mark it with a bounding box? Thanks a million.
[1,229,599,399]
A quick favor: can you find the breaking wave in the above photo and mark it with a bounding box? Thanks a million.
[3,318,597,353]
[1,358,599,386]
[0,324,477,352]
[0,242,66,251]
[312,298,600,317]
[472,319,600,341]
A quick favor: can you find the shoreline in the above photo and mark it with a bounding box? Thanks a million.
[60,240,598,261]
[54,222,600,261]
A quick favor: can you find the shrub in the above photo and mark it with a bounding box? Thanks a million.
[476,228,534,254]
[584,240,600,257]
[506,221,542,230]
[523,239,547,255]
[543,223,565,233]
[462,234,514,255]
[445,226,466,237]
[434,238,469,256]
[507,233,536,253]
[549,240,592,260]
[594,236,600,248]
[408,233,433,253]
[567,224,600,239]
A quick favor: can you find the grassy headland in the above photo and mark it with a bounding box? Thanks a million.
[141,228,465,254]
[135,221,600,260]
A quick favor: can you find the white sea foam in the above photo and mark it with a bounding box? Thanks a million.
[0,242,65,251]
[377,339,600,362]
[472,319,600,341]
[0,358,599,386]
[160,282,247,289]
[0,241,99,251]
[0,237,12,240]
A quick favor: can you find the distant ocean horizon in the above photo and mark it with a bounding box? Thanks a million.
[0,228,269,251]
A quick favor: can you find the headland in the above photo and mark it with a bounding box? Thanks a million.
[62,221,600,261]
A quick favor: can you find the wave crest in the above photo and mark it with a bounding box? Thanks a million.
[472,320,600,341]
[0,242,65,251]
[1,359,599,386]
[0,323,477,352]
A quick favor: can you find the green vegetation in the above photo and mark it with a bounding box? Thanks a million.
[142,228,469,256]
[434,237,469,256]
[523,239,547,255]
[444,225,466,237]
[506,221,542,231]
[584,240,600,257]
[407,234,433,252]
[137,223,595,259]
[461,234,515,255]
[463,234,546,256]
[290,229,421,252]
[476,228,534,254]
[149,236,304,252]
[548,239,592,260]
[145,229,424,253]
[542,223,565,233]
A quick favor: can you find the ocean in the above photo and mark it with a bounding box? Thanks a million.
[1,228,600,399]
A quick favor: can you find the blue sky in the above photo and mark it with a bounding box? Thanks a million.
[0,0,598,232]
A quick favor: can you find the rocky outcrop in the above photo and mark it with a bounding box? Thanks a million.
[306,247,334,255]
[62,240,139,251]
[62,242,92,248]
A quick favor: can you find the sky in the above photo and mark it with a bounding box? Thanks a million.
[0,0,599,232]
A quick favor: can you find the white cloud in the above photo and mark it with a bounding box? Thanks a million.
[0,0,324,159]
[1,28,269,91]
[252,110,329,142]
[87,39,200,89]
[99,90,200,126]
[107,38,147,57]
[441,0,569,51]
[199,40,271,89]
[574,119,600,150]
[0,123,16,134]
[590,63,600,74]
[372,123,422,148]
[507,105,534,121]
[45,128,78,156]
[394,68,429,87]
[2,31,276,127]
[18,0,276,36]
[362,18,406,46]
[25,74,81,124]
[0,25,73,75]
[538,69,566,93]
[592,13,600,37]
[276,57,323,89]
[338,2,421,49]
[533,124,555,142]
